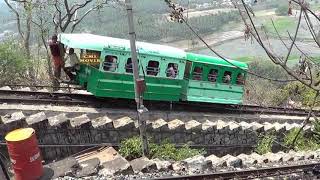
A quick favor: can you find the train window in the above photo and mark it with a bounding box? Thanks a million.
[192,66,203,80]
[125,58,140,73]
[208,69,218,82]
[166,63,178,78]
[223,71,232,84]
[184,61,192,79]
[236,73,245,85]
[125,58,133,73]
[146,60,159,76]
[104,55,118,72]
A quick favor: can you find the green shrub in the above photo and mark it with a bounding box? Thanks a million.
[255,132,276,155]
[119,136,206,161]
[118,136,144,160]
[0,38,31,84]
[149,140,177,160]
[283,82,320,107]
[284,128,320,151]
[173,144,206,161]
[151,141,206,161]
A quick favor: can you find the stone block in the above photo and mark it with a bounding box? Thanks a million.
[282,153,294,162]
[0,86,11,90]
[264,152,283,162]
[168,119,185,130]
[227,121,240,131]
[45,157,78,178]
[313,149,320,158]
[239,121,252,130]
[273,122,285,132]
[237,154,257,165]
[113,117,134,129]
[249,153,268,163]
[26,112,47,125]
[263,122,275,132]
[54,90,65,93]
[74,158,100,177]
[202,120,216,131]
[37,88,49,92]
[216,120,227,130]
[76,147,119,164]
[2,111,25,124]
[70,114,91,127]
[48,113,68,126]
[172,161,187,171]
[18,87,31,91]
[151,119,168,131]
[101,155,133,175]
[183,155,211,172]
[185,120,201,131]
[91,116,113,128]
[250,122,264,132]
[205,154,226,167]
[305,151,315,160]
[293,152,305,161]
[152,158,172,171]
[130,157,157,173]
[221,154,242,168]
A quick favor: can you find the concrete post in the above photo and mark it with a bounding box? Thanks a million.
[125,0,149,156]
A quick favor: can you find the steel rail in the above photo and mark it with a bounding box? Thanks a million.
[0,84,83,90]
[0,89,317,116]
[154,163,320,179]
[0,142,255,149]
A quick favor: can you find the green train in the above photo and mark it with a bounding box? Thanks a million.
[59,33,248,104]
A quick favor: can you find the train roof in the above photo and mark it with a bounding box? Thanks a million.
[186,53,248,70]
[59,33,186,59]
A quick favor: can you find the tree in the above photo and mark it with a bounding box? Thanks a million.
[4,0,118,85]
[164,0,320,150]
[4,0,36,82]
[4,0,33,59]
[51,0,118,33]
[229,0,320,150]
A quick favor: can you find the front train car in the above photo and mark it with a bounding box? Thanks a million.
[181,53,248,105]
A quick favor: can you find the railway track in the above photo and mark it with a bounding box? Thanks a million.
[155,162,320,179]
[0,87,315,116]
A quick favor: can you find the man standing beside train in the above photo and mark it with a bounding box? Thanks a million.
[64,48,80,82]
[49,35,65,87]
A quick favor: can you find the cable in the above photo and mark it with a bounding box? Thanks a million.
[164,0,298,83]
[182,18,296,83]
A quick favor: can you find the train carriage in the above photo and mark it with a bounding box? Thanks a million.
[182,53,248,104]
[59,33,248,105]
[59,33,186,102]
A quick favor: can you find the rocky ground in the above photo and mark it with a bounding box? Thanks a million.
[40,147,320,180]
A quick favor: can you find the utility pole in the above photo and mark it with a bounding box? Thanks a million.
[125,0,149,156]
